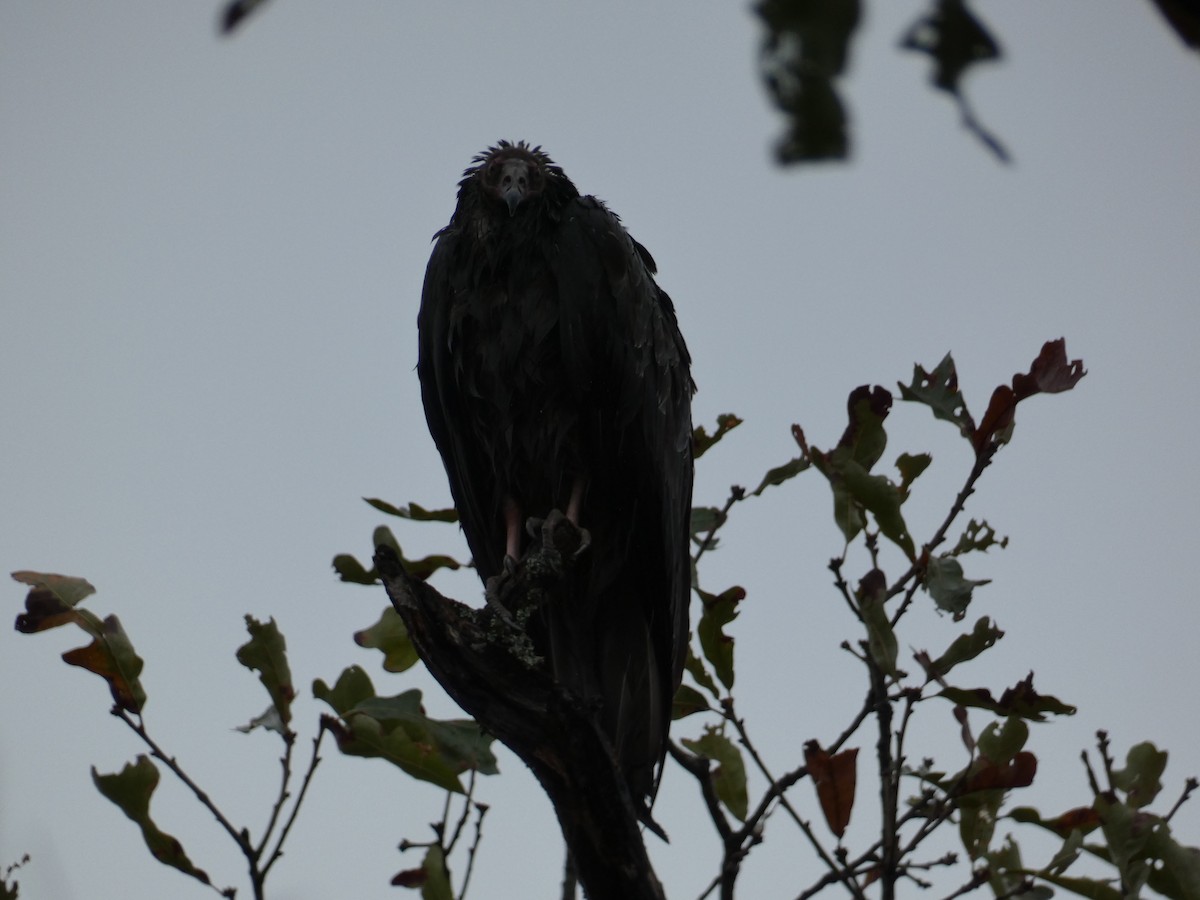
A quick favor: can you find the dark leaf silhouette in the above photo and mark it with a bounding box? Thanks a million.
[93,757,211,885]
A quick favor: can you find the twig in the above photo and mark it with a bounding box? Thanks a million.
[724,700,866,900]
[445,769,478,856]
[115,709,247,851]
[254,729,296,862]
[936,868,990,900]
[458,795,489,900]
[669,740,733,842]
[692,485,746,568]
[868,661,898,900]
[888,445,998,602]
[1166,778,1199,823]
[261,723,326,878]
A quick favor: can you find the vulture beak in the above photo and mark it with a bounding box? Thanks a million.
[498,159,531,216]
[502,186,524,216]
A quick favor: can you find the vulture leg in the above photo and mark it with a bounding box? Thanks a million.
[566,477,586,525]
[503,496,523,562]
[566,478,591,558]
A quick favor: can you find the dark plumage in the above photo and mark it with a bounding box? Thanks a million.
[417,141,694,819]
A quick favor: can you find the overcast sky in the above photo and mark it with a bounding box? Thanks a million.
[3,3,1199,899]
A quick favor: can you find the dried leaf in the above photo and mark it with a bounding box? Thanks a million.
[693,414,743,460]
[804,741,858,839]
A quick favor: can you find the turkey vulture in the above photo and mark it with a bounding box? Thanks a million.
[417,141,694,822]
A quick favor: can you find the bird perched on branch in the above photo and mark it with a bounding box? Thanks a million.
[417,140,694,825]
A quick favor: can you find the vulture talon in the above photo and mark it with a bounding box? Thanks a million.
[525,516,546,540]
[483,558,521,628]
[572,526,592,560]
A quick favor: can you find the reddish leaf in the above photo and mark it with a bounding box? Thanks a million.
[975,385,1018,450]
[1013,338,1087,399]
[62,615,146,713]
[974,339,1086,451]
[693,413,743,459]
[391,867,428,888]
[804,741,858,839]
[963,751,1037,793]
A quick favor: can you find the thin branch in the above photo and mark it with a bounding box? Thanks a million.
[692,485,746,568]
[254,729,296,861]
[869,661,899,900]
[458,796,489,900]
[262,722,326,878]
[116,709,248,851]
[724,700,866,900]
[888,445,998,602]
[936,868,990,900]
[445,769,478,856]
[114,709,244,897]
[1166,777,1199,823]
[669,740,734,842]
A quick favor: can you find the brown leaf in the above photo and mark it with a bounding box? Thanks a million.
[974,339,1086,451]
[804,740,858,839]
[391,866,428,888]
[963,751,1037,793]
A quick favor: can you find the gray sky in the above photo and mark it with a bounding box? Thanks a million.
[3,2,1199,898]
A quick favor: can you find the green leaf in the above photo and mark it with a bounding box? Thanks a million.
[898,353,975,438]
[355,607,419,673]
[940,673,1076,721]
[752,456,809,495]
[399,554,464,580]
[420,845,453,900]
[313,665,375,713]
[315,672,497,791]
[840,460,916,559]
[682,728,748,821]
[858,569,899,678]
[1034,871,1123,900]
[332,553,378,585]
[92,757,210,886]
[235,616,294,727]
[684,645,721,700]
[925,554,990,620]
[985,835,1027,897]
[895,452,932,497]
[692,413,743,460]
[923,616,1004,680]
[1112,742,1168,810]
[697,586,744,690]
[363,498,458,523]
[235,705,286,736]
[690,506,724,539]
[1096,793,1155,895]
[840,385,892,471]
[1146,820,1200,900]
[958,789,1003,859]
[978,717,1028,765]
[950,519,1009,556]
[672,684,711,720]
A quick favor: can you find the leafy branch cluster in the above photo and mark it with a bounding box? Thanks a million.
[661,339,1198,899]
[12,339,1200,900]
